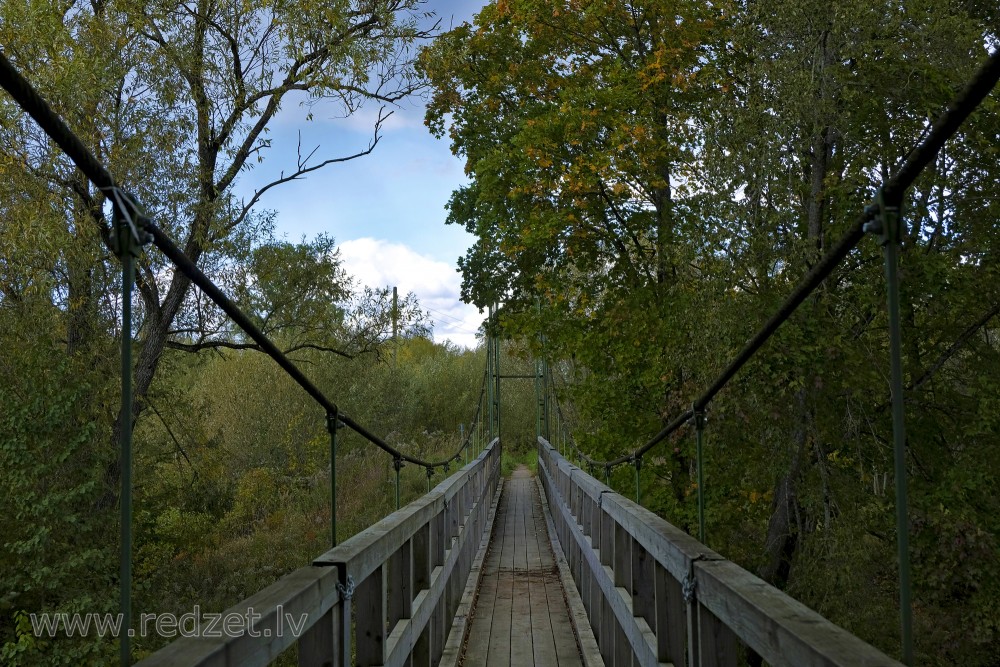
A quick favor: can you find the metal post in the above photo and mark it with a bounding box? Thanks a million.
[426,466,433,493]
[393,458,402,510]
[694,405,706,544]
[327,409,339,546]
[535,358,542,438]
[867,191,913,665]
[604,465,610,487]
[535,299,542,440]
[634,457,642,505]
[493,307,501,441]
[392,285,398,368]
[542,357,550,441]
[110,194,149,667]
[486,315,494,441]
[117,220,136,667]
[461,423,467,465]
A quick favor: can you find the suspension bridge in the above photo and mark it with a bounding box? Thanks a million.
[2,42,999,667]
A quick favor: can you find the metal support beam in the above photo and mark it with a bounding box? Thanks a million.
[866,190,913,665]
[327,409,339,546]
[109,191,150,667]
[117,222,136,667]
[694,406,706,544]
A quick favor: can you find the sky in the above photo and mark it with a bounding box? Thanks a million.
[232,0,489,349]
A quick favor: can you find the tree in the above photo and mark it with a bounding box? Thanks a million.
[0,0,433,659]
[0,0,433,502]
[422,0,1000,661]
[419,0,731,501]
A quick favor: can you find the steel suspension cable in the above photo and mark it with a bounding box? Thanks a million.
[544,48,1000,469]
[0,48,483,472]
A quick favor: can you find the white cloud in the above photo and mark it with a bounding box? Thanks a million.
[338,238,483,349]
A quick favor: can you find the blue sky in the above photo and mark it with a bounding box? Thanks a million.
[232,0,489,348]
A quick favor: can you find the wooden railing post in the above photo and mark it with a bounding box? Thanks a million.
[537,439,905,667]
[355,565,386,666]
[137,442,500,667]
[698,603,738,666]
[412,522,431,667]
[298,602,341,667]
[388,540,412,633]
[431,508,447,664]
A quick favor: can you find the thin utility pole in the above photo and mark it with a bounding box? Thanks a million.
[392,286,398,368]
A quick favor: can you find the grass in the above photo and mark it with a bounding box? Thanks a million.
[500,446,539,477]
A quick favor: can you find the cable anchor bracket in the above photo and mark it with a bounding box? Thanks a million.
[863,187,904,247]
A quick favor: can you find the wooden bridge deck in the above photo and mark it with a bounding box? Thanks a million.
[461,466,584,666]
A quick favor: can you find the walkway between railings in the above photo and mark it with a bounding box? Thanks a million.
[538,438,906,667]
[455,465,589,667]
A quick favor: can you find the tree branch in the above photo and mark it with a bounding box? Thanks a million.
[224,109,389,232]
[165,339,353,358]
[910,301,1000,393]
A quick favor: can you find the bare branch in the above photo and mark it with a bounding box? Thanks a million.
[224,108,390,232]
[165,339,354,359]
[911,301,1000,393]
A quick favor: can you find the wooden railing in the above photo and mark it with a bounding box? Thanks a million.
[538,439,904,667]
[138,439,501,667]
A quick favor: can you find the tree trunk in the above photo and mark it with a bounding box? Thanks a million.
[760,389,808,588]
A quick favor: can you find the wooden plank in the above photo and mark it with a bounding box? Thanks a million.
[355,565,386,666]
[697,603,739,667]
[134,638,227,667]
[599,596,612,666]
[549,483,662,667]
[525,480,543,571]
[432,596,446,665]
[514,478,529,572]
[386,476,496,667]
[529,541,558,666]
[509,574,534,664]
[460,465,596,667]
[694,559,905,667]
[537,462,601,667]
[459,478,503,665]
[388,540,413,629]
[315,441,500,587]
[632,538,655,640]
[615,618,632,667]
[656,562,685,667]
[464,480,506,667]
[614,521,630,590]
[486,480,515,667]
[463,571,498,667]
[137,566,340,667]
[510,478,538,665]
[544,573,584,667]
[599,494,715,585]
[411,523,431,667]
[297,604,339,667]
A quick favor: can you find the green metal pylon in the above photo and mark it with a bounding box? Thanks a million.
[108,189,150,667]
[866,190,913,665]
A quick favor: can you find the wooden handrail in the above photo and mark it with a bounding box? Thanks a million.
[137,439,501,667]
[537,438,904,667]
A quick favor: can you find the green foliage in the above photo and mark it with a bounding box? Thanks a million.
[125,333,489,656]
[0,302,116,664]
[501,447,538,478]
[1,0,438,659]
[422,0,1000,662]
